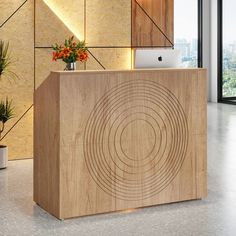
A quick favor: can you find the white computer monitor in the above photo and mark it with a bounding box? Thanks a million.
[134,49,181,69]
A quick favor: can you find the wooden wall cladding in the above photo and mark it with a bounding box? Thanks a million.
[86,48,132,70]
[35,0,132,88]
[0,0,34,160]
[132,0,174,47]
[86,0,131,47]
[35,0,85,47]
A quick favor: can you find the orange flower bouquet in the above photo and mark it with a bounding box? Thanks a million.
[52,36,88,70]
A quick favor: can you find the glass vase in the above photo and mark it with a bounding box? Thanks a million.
[65,62,76,71]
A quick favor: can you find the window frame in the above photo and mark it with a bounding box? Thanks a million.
[218,0,236,104]
[198,0,203,68]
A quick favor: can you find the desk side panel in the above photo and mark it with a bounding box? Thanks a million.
[34,73,60,218]
[195,70,208,198]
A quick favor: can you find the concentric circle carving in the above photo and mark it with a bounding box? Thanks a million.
[83,80,189,201]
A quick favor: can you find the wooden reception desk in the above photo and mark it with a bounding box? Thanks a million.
[34,69,207,219]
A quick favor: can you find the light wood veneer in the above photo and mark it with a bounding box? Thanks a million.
[34,69,207,219]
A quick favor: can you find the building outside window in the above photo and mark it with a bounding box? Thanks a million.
[222,0,236,98]
[174,0,199,68]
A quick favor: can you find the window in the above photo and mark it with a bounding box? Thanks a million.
[174,0,202,68]
[218,0,236,103]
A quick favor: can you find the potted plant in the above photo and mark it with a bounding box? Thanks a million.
[0,40,16,169]
[0,98,14,169]
[52,36,89,70]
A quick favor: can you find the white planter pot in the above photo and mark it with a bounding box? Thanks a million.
[0,145,8,169]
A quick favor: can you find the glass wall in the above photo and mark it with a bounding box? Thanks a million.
[222,0,236,99]
[174,0,199,67]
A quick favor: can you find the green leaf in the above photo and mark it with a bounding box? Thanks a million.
[0,97,14,124]
[0,40,18,80]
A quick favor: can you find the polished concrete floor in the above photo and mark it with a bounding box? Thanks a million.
[1,103,236,236]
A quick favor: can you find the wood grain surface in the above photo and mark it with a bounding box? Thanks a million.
[132,0,174,47]
[34,69,207,219]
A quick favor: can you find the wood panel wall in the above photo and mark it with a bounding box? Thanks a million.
[35,0,132,89]
[132,0,174,47]
[1,0,174,160]
[0,0,34,160]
